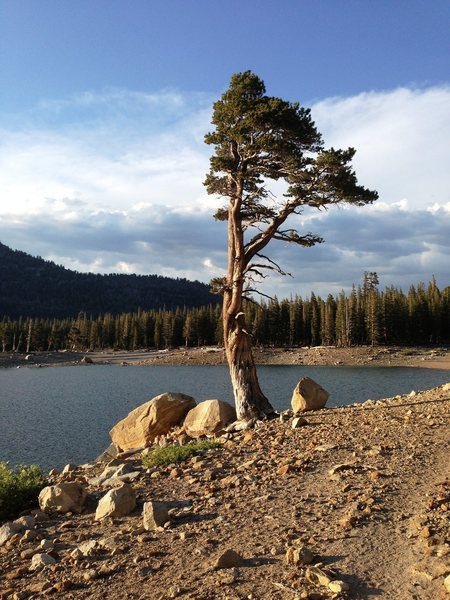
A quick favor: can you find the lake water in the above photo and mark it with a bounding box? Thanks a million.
[0,364,448,470]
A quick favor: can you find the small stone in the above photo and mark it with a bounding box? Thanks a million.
[329,580,350,593]
[286,545,314,565]
[27,581,53,594]
[444,574,450,593]
[214,549,245,569]
[83,568,98,581]
[143,500,170,530]
[277,464,292,476]
[5,566,29,580]
[14,515,35,530]
[31,552,56,570]
[70,547,83,560]
[306,566,332,587]
[53,581,73,593]
[339,515,356,529]
[62,463,78,474]
[20,548,39,559]
[78,539,101,557]
[40,539,54,551]
[0,522,21,546]
[420,526,431,538]
[292,417,308,429]
[21,529,38,543]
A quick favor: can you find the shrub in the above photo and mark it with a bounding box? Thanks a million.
[142,440,221,468]
[0,462,46,522]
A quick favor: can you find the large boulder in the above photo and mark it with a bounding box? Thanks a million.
[109,392,196,451]
[291,377,329,413]
[184,399,236,437]
[38,482,87,514]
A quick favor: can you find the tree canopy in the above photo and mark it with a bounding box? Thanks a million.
[205,71,378,297]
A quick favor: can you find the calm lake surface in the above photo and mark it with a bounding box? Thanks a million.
[0,364,448,470]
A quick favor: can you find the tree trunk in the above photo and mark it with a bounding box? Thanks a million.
[223,299,274,421]
[222,178,274,420]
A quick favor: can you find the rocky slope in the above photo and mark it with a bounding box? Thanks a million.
[1,383,449,599]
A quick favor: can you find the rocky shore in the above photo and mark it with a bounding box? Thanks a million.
[1,345,450,370]
[1,383,449,599]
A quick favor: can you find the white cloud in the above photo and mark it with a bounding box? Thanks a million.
[0,85,449,297]
[311,86,450,208]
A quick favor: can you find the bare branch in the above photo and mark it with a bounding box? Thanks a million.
[243,287,275,301]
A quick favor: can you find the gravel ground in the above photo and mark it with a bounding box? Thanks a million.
[1,383,449,599]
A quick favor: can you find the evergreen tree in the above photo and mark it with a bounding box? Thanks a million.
[205,71,377,418]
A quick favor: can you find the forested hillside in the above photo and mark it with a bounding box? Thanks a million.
[0,242,217,318]
[1,277,448,352]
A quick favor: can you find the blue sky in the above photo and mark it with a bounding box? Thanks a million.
[0,0,449,298]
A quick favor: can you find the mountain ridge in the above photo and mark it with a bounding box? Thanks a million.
[0,241,217,318]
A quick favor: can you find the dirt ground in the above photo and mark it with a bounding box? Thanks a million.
[1,383,449,598]
[1,345,450,370]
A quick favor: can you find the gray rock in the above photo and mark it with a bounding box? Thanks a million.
[78,539,102,556]
[61,463,78,474]
[101,472,142,488]
[40,539,54,551]
[31,552,56,570]
[96,442,120,463]
[143,500,170,530]
[14,515,35,530]
[0,522,21,546]
[292,416,308,429]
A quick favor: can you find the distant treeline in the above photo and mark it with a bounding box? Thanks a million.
[1,277,448,352]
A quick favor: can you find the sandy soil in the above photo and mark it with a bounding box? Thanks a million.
[1,383,449,599]
[1,345,449,370]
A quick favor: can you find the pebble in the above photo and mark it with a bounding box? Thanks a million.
[214,549,245,569]
[31,552,56,570]
[329,580,350,592]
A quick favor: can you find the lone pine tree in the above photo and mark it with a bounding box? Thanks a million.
[204,71,378,420]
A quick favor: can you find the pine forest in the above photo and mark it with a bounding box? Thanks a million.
[1,277,448,353]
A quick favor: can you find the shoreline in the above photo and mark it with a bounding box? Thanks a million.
[2,345,449,370]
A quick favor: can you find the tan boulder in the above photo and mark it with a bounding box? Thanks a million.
[38,482,87,514]
[291,377,329,413]
[142,500,170,530]
[109,392,196,451]
[95,483,136,520]
[184,399,236,437]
